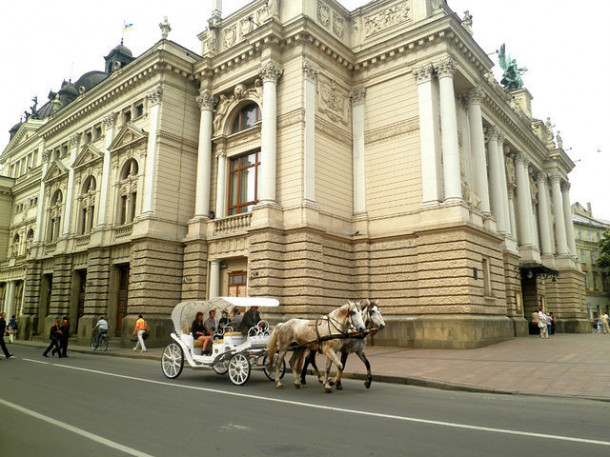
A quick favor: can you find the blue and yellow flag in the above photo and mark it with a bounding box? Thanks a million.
[124,23,133,31]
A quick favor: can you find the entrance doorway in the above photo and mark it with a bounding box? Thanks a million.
[75,270,87,334]
[116,265,130,336]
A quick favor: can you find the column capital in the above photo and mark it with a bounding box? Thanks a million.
[196,90,217,111]
[103,113,118,128]
[535,171,548,183]
[41,150,51,162]
[303,60,319,82]
[349,87,366,106]
[147,86,163,105]
[215,151,227,159]
[435,57,456,78]
[462,86,485,108]
[562,181,571,191]
[260,61,283,83]
[515,151,529,165]
[412,63,434,84]
[549,172,562,183]
[69,133,82,149]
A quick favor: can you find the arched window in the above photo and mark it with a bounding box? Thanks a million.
[79,176,97,234]
[117,159,139,225]
[232,103,261,133]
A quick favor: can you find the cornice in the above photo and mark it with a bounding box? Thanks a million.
[40,48,197,141]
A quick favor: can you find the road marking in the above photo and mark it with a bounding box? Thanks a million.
[0,397,156,457]
[30,360,610,448]
[23,358,49,365]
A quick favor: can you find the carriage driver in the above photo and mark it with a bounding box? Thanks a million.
[238,306,261,335]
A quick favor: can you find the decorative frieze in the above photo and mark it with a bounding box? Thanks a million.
[364,118,419,144]
[364,1,411,38]
[317,77,348,126]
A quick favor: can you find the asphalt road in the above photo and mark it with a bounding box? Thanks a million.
[2,346,609,457]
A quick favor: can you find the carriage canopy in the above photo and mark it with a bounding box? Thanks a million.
[169,297,280,334]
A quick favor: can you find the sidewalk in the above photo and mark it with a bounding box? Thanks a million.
[11,333,610,401]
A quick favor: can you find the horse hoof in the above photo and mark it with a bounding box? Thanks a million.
[324,386,333,393]
[336,384,343,391]
[295,384,300,389]
[276,382,283,389]
[365,381,372,389]
[300,378,306,385]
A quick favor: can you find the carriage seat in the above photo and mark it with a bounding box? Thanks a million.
[180,333,204,355]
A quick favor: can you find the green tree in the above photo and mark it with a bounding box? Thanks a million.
[597,230,610,269]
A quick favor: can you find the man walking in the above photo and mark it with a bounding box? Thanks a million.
[601,312,610,334]
[43,319,63,358]
[59,317,70,357]
[537,307,550,339]
[0,313,14,359]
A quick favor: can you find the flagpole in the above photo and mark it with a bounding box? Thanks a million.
[121,20,125,45]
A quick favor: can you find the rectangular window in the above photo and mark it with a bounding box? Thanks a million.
[129,192,137,223]
[135,104,144,118]
[88,205,95,232]
[80,208,87,234]
[228,151,259,215]
[482,258,492,296]
[119,195,127,225]
[123,111,132,124]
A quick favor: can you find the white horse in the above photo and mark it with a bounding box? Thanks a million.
[300,299,385,389]
[267,300,366,392]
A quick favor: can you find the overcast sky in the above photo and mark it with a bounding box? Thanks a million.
[1,0,607,219]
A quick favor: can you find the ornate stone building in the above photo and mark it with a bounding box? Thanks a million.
[0,0,588,348]
[572,203,610,319]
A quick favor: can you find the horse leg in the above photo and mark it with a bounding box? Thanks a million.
[274,348,286,388]
[300,351,312,385]
[322,348,343,393]
[357,351,373,389]
[289,350,302,388]
[334,351,349,390]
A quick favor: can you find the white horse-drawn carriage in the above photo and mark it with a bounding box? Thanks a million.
[161,297,285,386]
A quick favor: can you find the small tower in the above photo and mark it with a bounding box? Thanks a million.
[104,42,135,74]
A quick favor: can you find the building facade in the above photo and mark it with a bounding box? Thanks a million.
[0,0,588,349]
[572,203,610,319]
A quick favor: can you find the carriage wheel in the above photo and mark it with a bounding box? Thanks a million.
[212,356,229,375]
[228,353,251,386]
[161,342,184,379]
[263,353,286,381]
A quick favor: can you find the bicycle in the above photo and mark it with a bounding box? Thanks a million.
[91,330,109,351]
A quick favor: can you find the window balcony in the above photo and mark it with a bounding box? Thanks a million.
[213,212,252,235]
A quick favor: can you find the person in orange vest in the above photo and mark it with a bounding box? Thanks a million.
[133,314,148,352]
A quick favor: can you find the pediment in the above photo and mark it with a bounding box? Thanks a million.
[3,121,42,155]
[108,124,148,152]
[72,144,103,170]
[42,160,68,184]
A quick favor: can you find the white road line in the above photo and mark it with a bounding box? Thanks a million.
[22,358,50,365]
[30,360,610,448]
[0,397,155,457]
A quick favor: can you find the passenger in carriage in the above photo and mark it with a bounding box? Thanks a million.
[238,306,261,335]
[203,310,218,354]
[192,311,213,355]
[230,307,242,329]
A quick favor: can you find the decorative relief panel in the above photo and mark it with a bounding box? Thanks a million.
[222,25,237,50]
[364,1,411,38]
[317,76,348,126]
[332,12,345,38]
[317,1,331,27]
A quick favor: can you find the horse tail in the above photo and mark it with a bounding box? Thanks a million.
[267,323,283,371]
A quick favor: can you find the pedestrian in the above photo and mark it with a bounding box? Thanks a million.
[59,317,70,357]
[133,314,148,352]
[43,319,63,358]
[537,307,549,339]
[548,312,556,335]
[601,312,610,335]
[0,313,15,359]
[92,316,109,349]
[7,315,17,343]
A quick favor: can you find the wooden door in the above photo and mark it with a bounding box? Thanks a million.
[228,271,247,297]
[116,265,129,336]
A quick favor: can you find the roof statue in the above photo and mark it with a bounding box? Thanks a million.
[24,96,39,120]
[159,16,171,39]
[498,43,527,91]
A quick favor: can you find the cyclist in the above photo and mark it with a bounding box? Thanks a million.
[92,316,109,350]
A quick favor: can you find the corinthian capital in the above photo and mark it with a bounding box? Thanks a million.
[69,133,82,149]
[412,64,434,84]
[196,91,216,111]
[147,87,163,105]
[103,113,118,128]
[260,61,283,83]
[303,61,319,82]
[549,172,562,184]
[464,87,485,107]
[535,172,548,183]
[515,151,529,165]
[349,88,366,107]
[435,57,456,78]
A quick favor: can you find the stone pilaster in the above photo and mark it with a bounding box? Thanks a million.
[98,114,117,227]
[350,87,366,216]
[304,61,319,206]
[141,87,163,216]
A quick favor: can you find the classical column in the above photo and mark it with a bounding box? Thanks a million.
[515,153,534,247]
[536,173,553,256]
[465,88,490,213]
[4,282,15,318]
[258,61,282,206]
[350,87,367,215]
[62,133,81,236]
[97,114,117,227]
[501,144,513,237]
[215,152,227,218]
[194,91,215,219]
[437,57,462,203]
[141,87,163,216]
[303,61,319,206]
[487,128,510,232]
[209,259,220,299]
[34,151,50,244]
[550,173,568,255]
[561,181,576,255]
[413,64,442,205]
[508,189,518,240]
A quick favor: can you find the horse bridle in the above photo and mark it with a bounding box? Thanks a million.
[315,304,358,342]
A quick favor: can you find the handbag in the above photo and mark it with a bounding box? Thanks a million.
[142,331,149,340]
